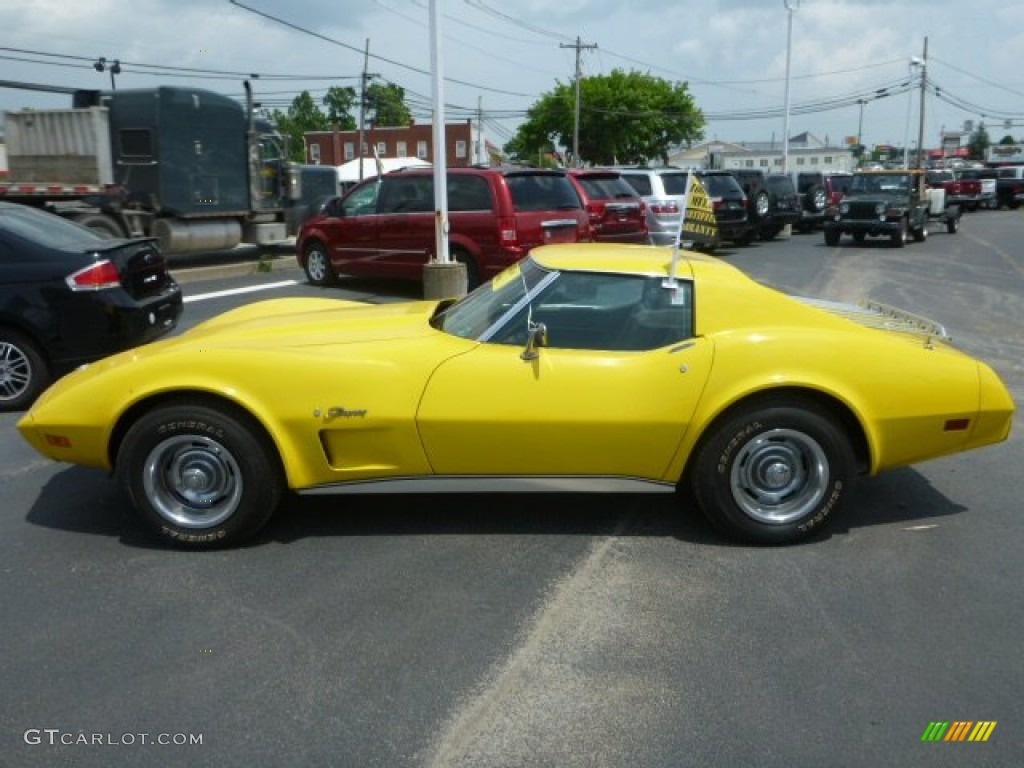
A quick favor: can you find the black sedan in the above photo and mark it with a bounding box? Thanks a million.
[0,202,182,410]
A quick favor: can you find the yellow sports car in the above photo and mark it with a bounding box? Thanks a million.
[17,243,1014,548]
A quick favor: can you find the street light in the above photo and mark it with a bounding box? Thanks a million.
[93,57,121,89]
[781,0,799,174]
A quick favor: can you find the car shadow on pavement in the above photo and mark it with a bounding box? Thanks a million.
[24,464,965,550]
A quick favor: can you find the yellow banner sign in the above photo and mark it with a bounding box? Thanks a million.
[681,174,719,247]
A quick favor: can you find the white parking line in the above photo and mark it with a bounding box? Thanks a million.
[184,280,299,303]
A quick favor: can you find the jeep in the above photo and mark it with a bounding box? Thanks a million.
[822,170,960,247]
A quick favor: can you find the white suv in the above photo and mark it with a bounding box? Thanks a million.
[614,167,692,245]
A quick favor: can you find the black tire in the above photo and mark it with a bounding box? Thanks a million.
[946,216,959,234]
[891,218,907,248]
[73,213,123,238]
[913,221,928,242]
[452,247,481,290]
[116,402,284,548]
[753,191,770,221]
[690,402,855,545]
[0,329,50,411]
[758,225,782,242]
[734,230,755,247]
[804,186,827,213]
[303,240,336,286]
[824,229,840,247]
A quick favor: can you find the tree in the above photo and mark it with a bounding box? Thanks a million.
[271,91,329,162]
[967,122,991,161]
[505,69,704,166]
[365,82,413,127]
[323,86,358,129]
[999,134,1017,145]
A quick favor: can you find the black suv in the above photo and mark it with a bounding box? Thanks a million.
[729,170,800,240]
[696,171,752,246]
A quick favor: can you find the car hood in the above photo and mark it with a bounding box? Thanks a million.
[169,297,444,352]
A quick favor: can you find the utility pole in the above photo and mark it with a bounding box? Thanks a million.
[915,37,929,169]
[476,95,487,165]
[560,36,597,167]
[357,39,378,181]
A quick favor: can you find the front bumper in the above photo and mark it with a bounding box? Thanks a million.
[824,218,902,237]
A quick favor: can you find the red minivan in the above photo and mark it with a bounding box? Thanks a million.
[567,169,648,244]
[297,167,591,288]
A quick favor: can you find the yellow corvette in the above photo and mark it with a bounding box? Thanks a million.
[17,243,1014,548]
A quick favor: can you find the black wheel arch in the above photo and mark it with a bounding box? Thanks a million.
[680,386,871,490]
[108,390,286,482]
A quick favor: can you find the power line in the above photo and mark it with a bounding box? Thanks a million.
[226,0,535,98]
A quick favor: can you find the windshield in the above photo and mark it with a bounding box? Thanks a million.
[849,174,911,195]
[433,258,554,340]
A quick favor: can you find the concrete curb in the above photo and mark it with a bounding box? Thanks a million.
[169,255,298,285]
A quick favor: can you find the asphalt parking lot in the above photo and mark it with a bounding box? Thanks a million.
[3,211,1022,767]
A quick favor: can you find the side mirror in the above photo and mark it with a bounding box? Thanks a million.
[521,321,548,361]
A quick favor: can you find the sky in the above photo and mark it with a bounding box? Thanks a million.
[2,0,1023,158]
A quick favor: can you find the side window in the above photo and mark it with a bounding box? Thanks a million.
[340,182,381,217]
[448,175,493,212]
[488,273,692,351]
[621,174,652,197]
[119,128,154,162]
[378,176,433,214]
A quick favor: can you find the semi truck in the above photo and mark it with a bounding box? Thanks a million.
[0,83,335,253]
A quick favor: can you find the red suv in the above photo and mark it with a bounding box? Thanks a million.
[297,167,590,288]
[567,170,647,243]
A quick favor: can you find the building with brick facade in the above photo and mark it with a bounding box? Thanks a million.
[303,121,488,168]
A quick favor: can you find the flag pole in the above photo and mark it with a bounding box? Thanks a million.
[664,170,694,289]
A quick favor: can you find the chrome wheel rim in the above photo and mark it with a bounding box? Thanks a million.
[306,249,327,282]
[0,342,32,402]
[142,435,243,528]
[730,428,828,525]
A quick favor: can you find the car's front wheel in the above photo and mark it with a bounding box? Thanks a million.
[303,240,336,286]
[116,402,284,548]
[891,218,908,248]
[690,402,854,545]
[824,229,841,247]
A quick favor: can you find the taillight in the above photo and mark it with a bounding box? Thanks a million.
[497,216,517,247]
[649,200,679,215]
[66,259,121,291]
[712,198,725,211]
[586,202,602,223]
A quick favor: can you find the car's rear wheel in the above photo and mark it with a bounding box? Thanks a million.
[303,240,336,286]
[690,402,854,545]
[947,216,960,234]
[0,329,50,412]
[913,221,928,242]
[117,402,284,548]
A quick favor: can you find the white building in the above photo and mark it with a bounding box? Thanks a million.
[669,132,855,173]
